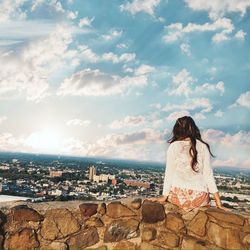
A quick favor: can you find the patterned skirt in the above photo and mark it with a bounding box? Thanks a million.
[168,187,210,211]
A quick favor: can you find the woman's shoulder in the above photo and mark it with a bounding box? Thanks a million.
[167,140,184,151]
[168,139,205,148]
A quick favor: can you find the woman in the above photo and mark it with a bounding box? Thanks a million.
[149,116,227,211]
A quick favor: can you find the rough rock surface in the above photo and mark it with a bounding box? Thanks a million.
[165,212,185,233]
[130,198,142,210]
[0,235,4,249]
[181,236,209,250]
[40,208,80,240]
[187,210,208,237]
[85,216,104,227]
[4,228,39,250]
[104,218,139,242]
[114,240,137,250]
[207,221,242,249]
[142,201,165,223]
[142,227,157,241]
[40,241,67,250]
[98,203,106,215]
[206,207,245,225]
[67,227,99,249]
[0,199,248,250]
[10,205,43,222]
[154,230,180,248]
[106,202,136,218]
[79,203,98,217]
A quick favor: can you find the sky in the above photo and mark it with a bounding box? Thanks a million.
[0,0,249,168]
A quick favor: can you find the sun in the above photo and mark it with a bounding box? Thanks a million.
[25,129,63,153]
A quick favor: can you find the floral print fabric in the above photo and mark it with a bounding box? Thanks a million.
[168,186,210,211]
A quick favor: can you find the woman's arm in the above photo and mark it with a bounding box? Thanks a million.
[162,143,176,197]
[203,145,229,210]
[213,192,222,208]
[203,145,218,194]
[148,143,176,203]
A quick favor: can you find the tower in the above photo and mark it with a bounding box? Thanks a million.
[89,166,96,181]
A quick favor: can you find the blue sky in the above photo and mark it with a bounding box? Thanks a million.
[0,0,249,168]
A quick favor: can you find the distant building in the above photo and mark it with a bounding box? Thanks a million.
[50,189,62,196]
[112,179,117,185]
[49,170,63,178]
[89,166,115,183]
[124,179,151,188]
[93,174,115,183]
[89,166,96,181]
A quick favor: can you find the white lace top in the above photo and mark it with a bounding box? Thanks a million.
[162,139,218,196]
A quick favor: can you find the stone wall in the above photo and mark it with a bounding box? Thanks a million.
[0,199,249,249]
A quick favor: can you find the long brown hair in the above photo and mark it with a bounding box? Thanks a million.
[168,116,214,172]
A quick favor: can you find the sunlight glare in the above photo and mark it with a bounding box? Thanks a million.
[25,129,62,153]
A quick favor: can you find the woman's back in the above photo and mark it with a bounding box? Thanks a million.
[162,138,218,211]
[168,139,212,192]
[148,116,226,211]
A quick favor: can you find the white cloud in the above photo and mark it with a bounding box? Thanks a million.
[0,0,27,23]
[102,30,122,41]
[78,45,99,63]
[134,64,155,75]
[163,18,234,43]
[166,110,190,121]
[185,0,250,20]
[120,0,161,16]
[31,0,80,21]
[117,43,128,49]
[31,0,64,13]
[150,103,161,109]
[214,110,224,117]
[195,81,225,95]
[235,30,246,40]
[123,66,134,73]
[0,24,77,101]
[63,137,87,155]
[77,45,136,64]
[67,10,78,20]
[193,112,206,120]
[236,91,250,108]
[0,116,7,124]
[212,31,230,43]
[208,66,217,75]
[168,68,196,96]
[57,68,148,96]
[202,129,250,147]
[163,98,212,113]
[168,69,224,96]
[213,158,238,167]
[87,128,164,157]
[102,52,136,63]
[202,129,225,143]
[243,158,250,168]
[180,43,191,56]
[66,119,91,127]
[110,115,146,129]
[79,17,94,27]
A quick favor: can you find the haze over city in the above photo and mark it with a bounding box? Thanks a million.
[0,0,249,168]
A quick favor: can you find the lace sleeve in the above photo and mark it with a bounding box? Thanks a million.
[163,143,176,196]
[203,144,218,193]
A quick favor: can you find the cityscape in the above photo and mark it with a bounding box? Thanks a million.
[0,152,249,216]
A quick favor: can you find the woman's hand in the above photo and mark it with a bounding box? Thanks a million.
[213,192,231,211]
[216,204,231,212]
[146,196,168,203]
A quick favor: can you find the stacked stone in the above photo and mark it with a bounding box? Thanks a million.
[0,199,249,249]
